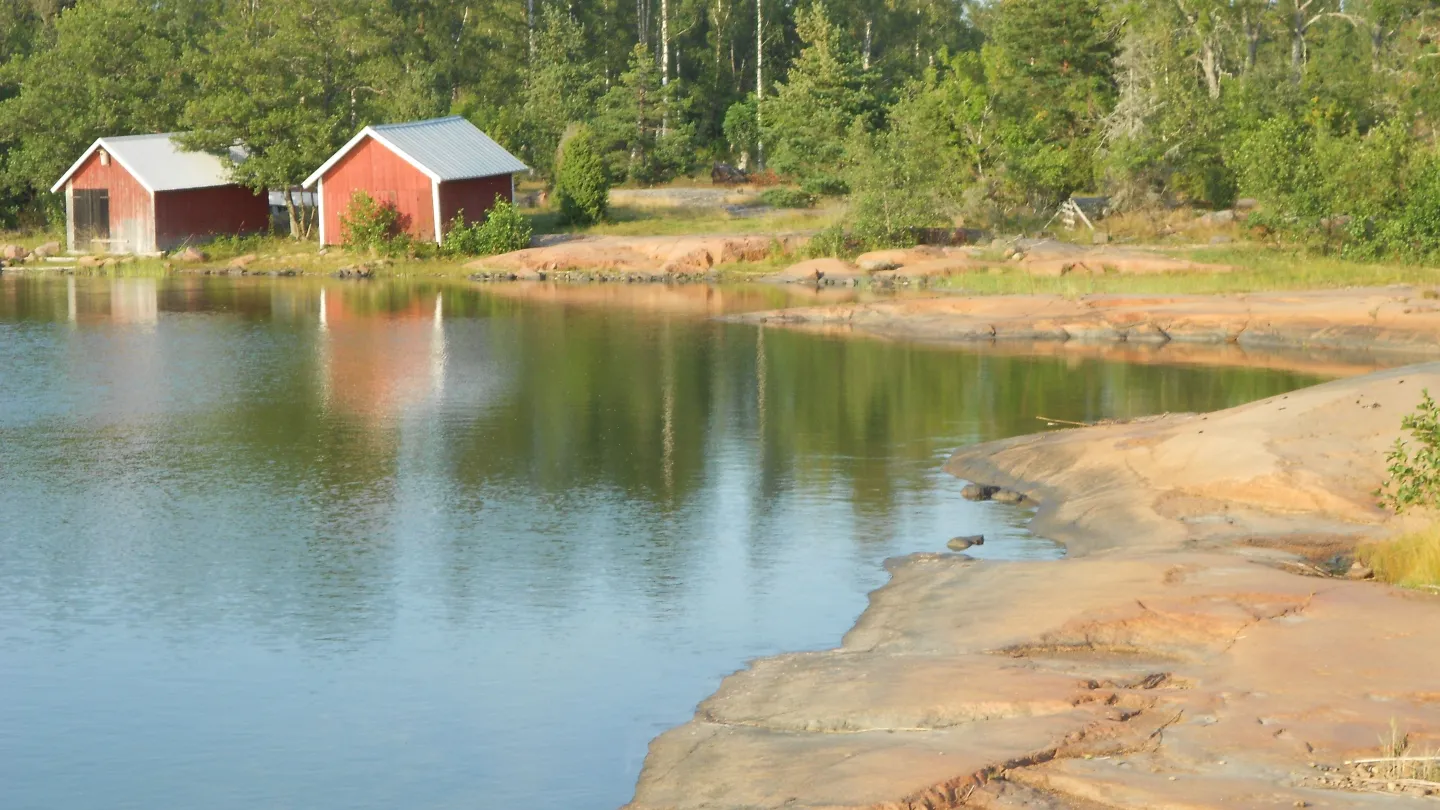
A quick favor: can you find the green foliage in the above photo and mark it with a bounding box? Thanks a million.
[758,188,815,208]
[804,222,852,258]
[180,0,388,239]
[1378,390,1440,513]
[442,197,533,257]
[722,98,760,164]
[594,44,695,186]
[339,192,399,253]
[555,124,610,226]
[0,0,201,219]
[763,2,872,192]
[521,8,602,178]
[843,83,961,247]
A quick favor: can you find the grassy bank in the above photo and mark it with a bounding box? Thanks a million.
[1357,525,1440,589]
[936,244,1440,297]
[527,202,837,237]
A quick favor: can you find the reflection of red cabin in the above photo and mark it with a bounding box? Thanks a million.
[50,134,269,255]
[303,116,528,247]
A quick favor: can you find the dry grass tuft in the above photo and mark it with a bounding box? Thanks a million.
[1356,524,1440,589]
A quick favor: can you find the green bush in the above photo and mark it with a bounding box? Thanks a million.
[805,223,851,258]
[555,124,610,226]
[759,187,815,209]
[1378,389,1440,512]
[339,191,399,252]
[442,196,533,257]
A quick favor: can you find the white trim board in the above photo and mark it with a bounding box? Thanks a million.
[431,180,443,245]
[50,139,155,194]
[302,129,442,189]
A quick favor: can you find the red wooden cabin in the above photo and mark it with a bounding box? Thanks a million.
[303,116,528,247]
[51,134,269,255]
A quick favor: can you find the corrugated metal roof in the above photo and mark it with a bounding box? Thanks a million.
[371,117,528,181]
[50,133,247,194]
[301,116,527,188]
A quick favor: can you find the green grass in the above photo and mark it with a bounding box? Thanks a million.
[527,203,838,237]
[936,244,1440,298]
[0,229,65,251]
[1356,525,1440,588]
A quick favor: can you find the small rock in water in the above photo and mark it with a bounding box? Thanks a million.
[960,484,1000,502]
[991,489,1028,505]
[947,535,985,552]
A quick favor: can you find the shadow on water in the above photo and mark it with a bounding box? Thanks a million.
[0,275,1348,810]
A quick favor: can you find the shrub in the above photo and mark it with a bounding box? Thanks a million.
[340,191,399,252]
[759,187,815,209]
[442,197,534,257]
[1377,389,1440,513]
[805,223,852,258]
[555,124,610,226]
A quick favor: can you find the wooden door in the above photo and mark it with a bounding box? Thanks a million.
[74,189,110,251]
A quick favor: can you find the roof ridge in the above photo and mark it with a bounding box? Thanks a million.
[372,115,465,131]
[101,132,186,142]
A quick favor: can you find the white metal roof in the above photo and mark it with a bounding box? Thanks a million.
[302,116,527,189]
[50,133,247,194]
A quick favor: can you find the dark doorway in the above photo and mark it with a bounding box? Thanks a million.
[74,189,110,251]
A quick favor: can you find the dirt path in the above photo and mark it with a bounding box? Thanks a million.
[626,363,1440,809]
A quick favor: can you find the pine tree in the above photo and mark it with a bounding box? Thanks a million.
[762,2,871,193]
[596,44,695,185]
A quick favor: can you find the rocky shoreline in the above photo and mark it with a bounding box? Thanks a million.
[625,362,1440,809]
[733,287,1440,359]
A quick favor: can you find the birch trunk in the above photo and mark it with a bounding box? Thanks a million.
[660,0,669,134]
[755,0,764,168]
[862,19,872,71]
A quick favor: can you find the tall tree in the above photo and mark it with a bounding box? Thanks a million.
[0,0,208,221]
[182,0,394,238]
[763,2,871,191]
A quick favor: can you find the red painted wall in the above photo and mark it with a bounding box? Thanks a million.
[438,175,513,232]
[71,151,152,253]
[320,136,435,245]
[154,186,270,252]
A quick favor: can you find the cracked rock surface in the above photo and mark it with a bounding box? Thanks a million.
[625,363,1440,809]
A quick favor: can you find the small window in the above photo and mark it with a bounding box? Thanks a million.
[99,150,110,167]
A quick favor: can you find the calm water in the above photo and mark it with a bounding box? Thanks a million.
[0,276,1329,810]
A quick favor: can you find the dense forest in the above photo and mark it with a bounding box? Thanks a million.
[5,0,1440,256]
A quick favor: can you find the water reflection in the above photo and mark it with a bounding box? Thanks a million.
[0,275,1341,810]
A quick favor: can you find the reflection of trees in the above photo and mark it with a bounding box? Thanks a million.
[1,274,1336,643]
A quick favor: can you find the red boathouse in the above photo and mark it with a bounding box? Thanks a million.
[303,116,528,247]
[50,134,269,255]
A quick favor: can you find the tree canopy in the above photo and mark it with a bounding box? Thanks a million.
[5,0,1440,259]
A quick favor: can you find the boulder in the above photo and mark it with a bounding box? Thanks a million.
[960,484,1000,502]
[174,246,208,263]
[1198,209,1236,227]
[33,241,61,258]
[1,244,29,261]
[770,258,863,284]
[946,535,985,552]
[77,255,104,268]
[227,253,258,269]
[991,488,1029,505]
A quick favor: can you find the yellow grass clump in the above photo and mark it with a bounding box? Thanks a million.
[1356,524,1440,588]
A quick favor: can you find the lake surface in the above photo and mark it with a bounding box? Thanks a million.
[0,276,1331,810]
